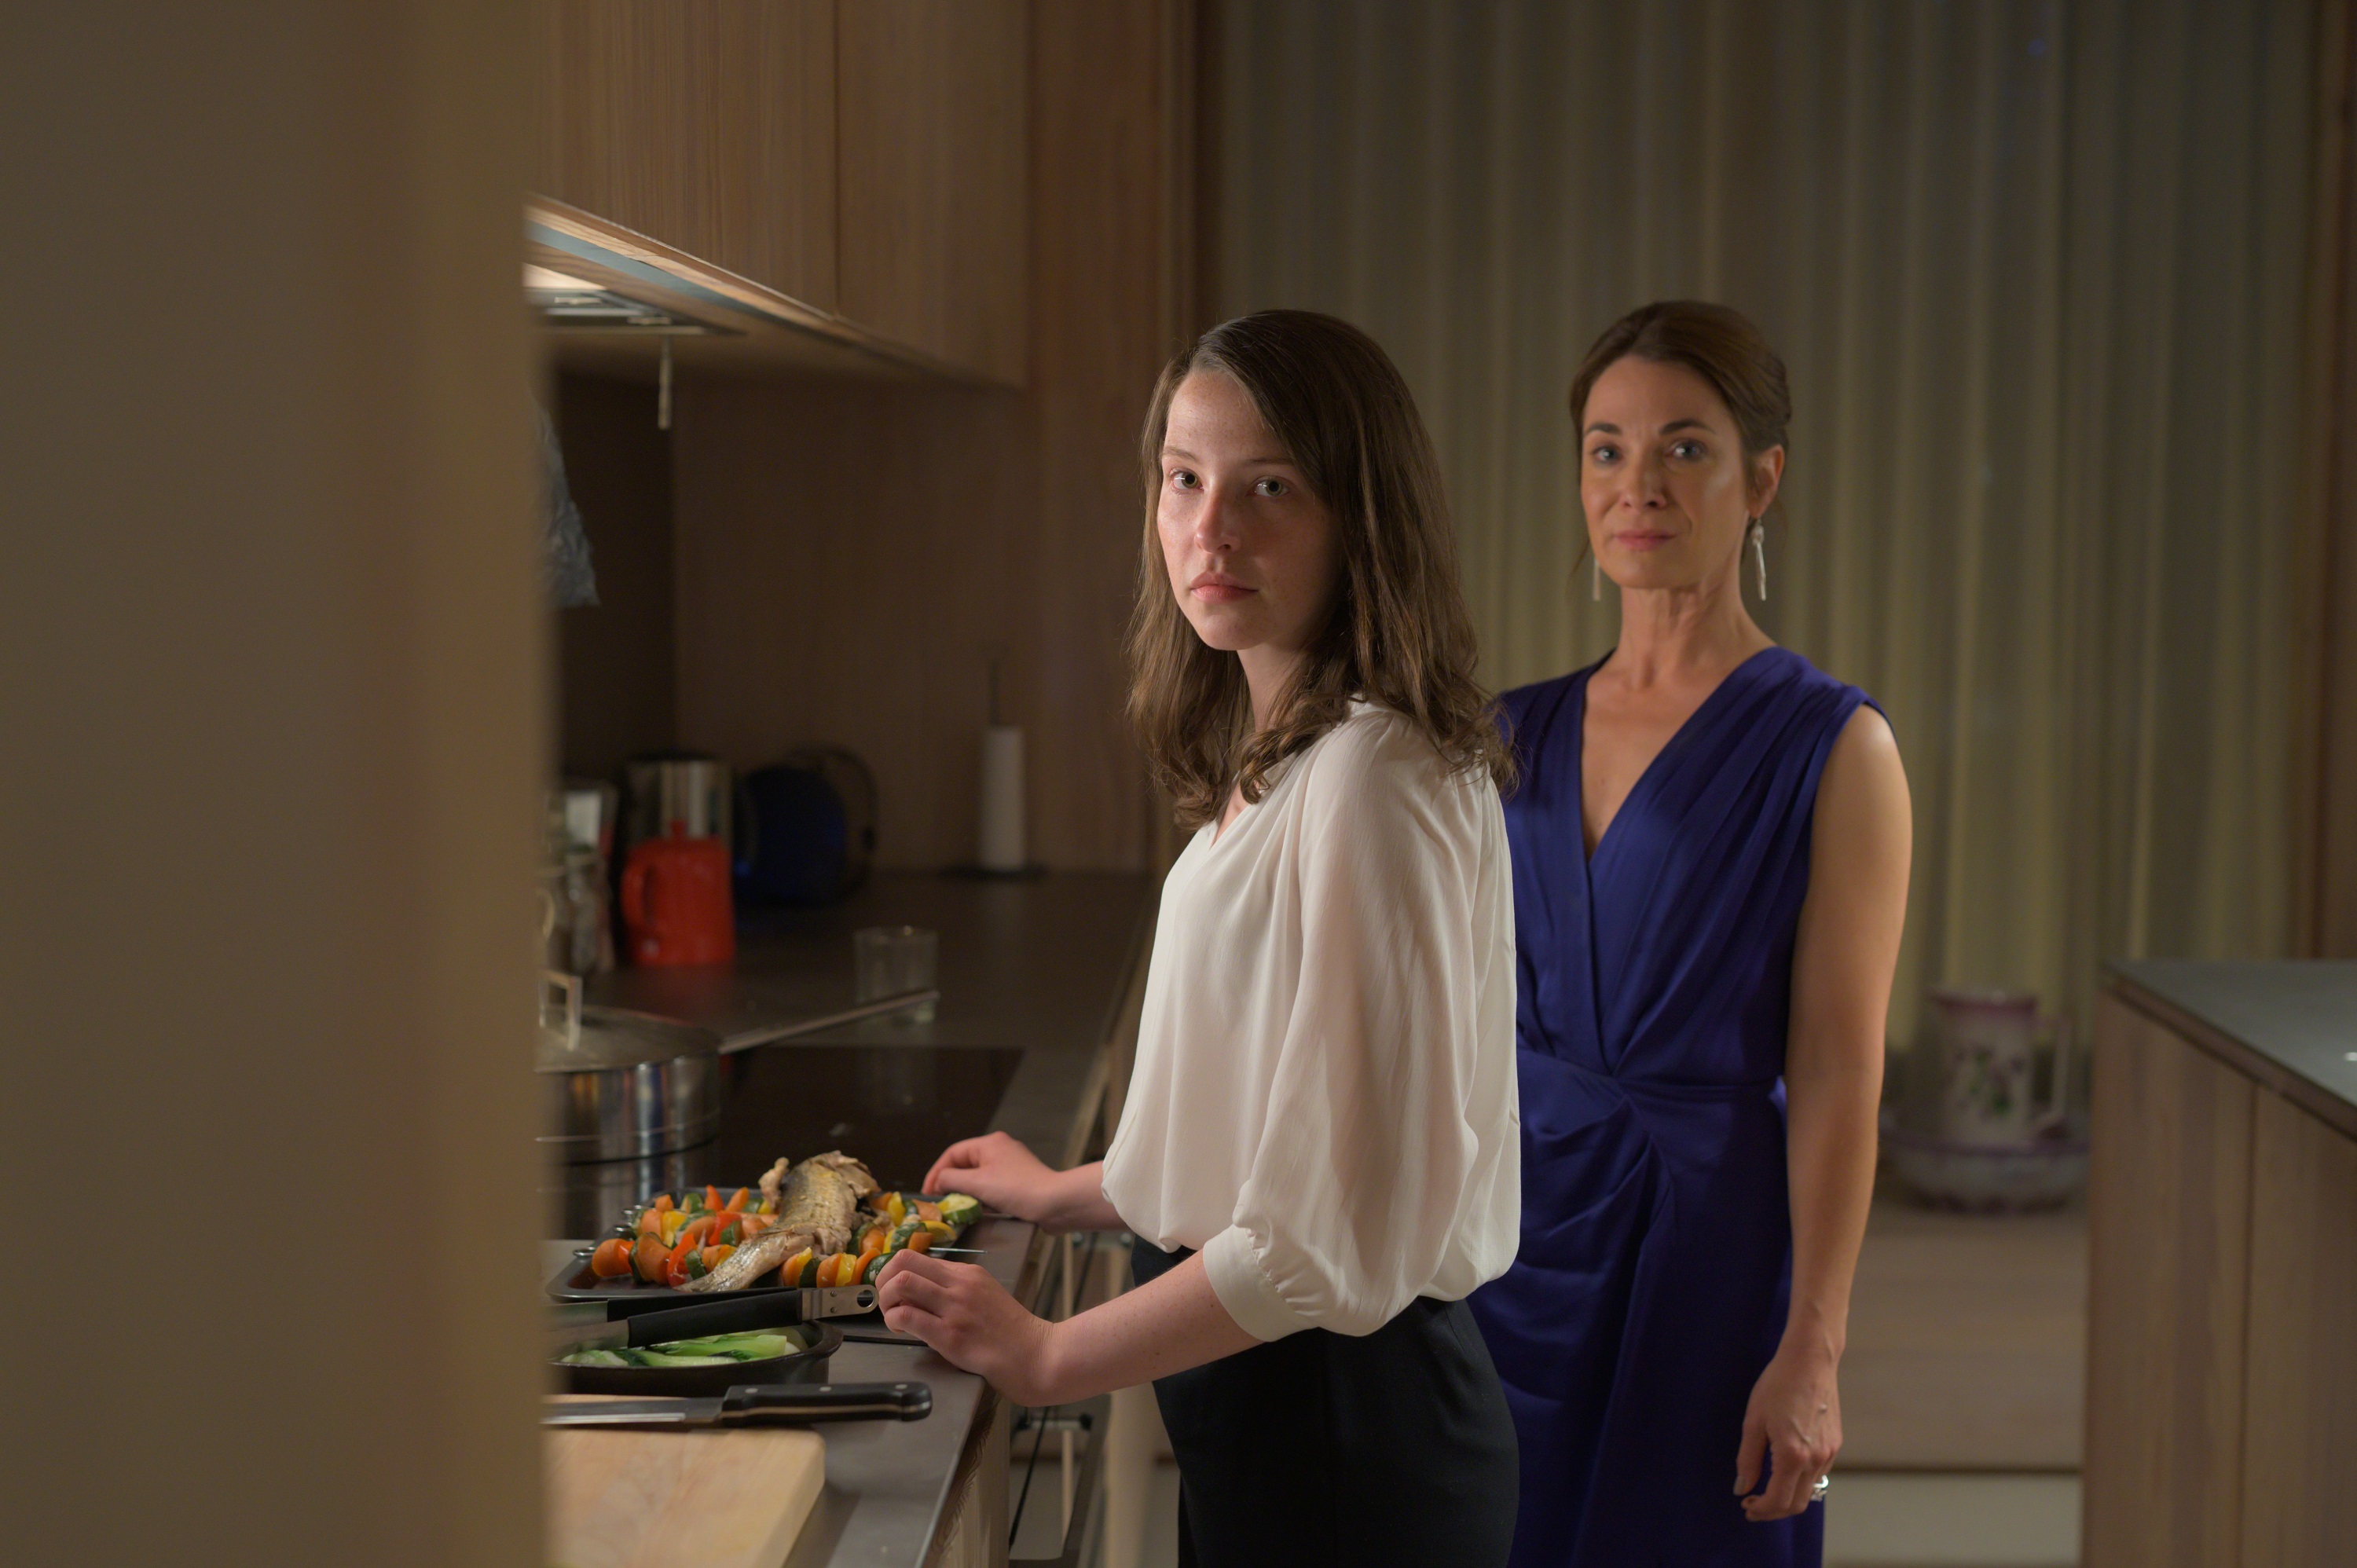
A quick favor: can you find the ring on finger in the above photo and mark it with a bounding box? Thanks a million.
[1812,1474,1831,1500]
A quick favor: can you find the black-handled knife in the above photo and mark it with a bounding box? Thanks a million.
[543,1382,933,1428]
[549,1286,877,1357]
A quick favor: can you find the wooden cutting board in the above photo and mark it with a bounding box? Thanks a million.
[544,1419,824,1568]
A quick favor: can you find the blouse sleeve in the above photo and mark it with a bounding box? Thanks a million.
[1198,719,1518,1339]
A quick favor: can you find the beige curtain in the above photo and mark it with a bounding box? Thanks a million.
[1213,0,2316,1042]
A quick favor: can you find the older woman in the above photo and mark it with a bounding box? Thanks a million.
[1469,301,1911,1566]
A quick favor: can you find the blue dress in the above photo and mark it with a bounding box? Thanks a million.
[1469,647,1877,1567]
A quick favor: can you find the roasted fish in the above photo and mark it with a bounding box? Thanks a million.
[680,1151,879,1293]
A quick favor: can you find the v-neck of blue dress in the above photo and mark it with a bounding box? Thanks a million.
[1470,643,1882,1566]
[1580,644,1780,866]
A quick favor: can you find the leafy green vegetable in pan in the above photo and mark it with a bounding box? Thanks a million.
[557,1330,800,1368]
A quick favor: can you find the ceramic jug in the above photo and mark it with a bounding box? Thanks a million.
[1924,988,2071,1146]
[620,822,735,967]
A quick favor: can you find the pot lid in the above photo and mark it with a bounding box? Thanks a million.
[536,1006,721,1072]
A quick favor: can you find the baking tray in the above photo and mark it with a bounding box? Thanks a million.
[550,1214,1031,1349]
[547,1247,798,1306]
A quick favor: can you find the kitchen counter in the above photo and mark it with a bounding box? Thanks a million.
[2086,959,2357,1564]
[2108,959,2357,1137]
[555,870,1159,1567]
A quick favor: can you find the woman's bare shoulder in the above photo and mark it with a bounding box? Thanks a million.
[1814,704,1909,848]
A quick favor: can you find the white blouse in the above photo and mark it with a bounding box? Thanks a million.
[1101,702,1520,1341]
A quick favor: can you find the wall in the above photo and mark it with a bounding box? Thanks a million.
[1,3,545,1563]
[669,0,1200,871]
[2297,0,2357,958]
[1209,0,2317,1037]
[554,370,678,779]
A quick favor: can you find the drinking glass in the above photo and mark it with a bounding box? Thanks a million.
[854,925,938,1024]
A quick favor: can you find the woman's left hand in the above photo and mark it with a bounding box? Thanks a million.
[876,1249,1065,1407]
[1734,1339,1842,1522]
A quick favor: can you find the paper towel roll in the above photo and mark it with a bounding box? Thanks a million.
[977,724,1027,871]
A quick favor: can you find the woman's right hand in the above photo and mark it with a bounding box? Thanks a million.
[922,1132,1063,1225]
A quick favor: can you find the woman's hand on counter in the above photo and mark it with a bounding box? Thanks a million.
[875,1250,1065,1406]
[877,1246,1260,1409]
[922,1134,1122,1233]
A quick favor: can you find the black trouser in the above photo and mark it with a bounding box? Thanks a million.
[1132,1237,1519,1567]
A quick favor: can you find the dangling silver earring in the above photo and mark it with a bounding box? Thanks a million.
[1591,552,1602,602]
[1747,518,1768,601]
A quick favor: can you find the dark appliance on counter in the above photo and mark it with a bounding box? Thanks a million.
[736,747,877,907]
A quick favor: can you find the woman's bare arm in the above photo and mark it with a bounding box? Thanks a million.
[1737,705,1911,1521]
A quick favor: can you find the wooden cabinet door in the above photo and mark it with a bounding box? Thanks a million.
[535,2,838,310]
[837,0,1028,383]
[2241,1092,2357,1566]
[2084,995,2256,1567]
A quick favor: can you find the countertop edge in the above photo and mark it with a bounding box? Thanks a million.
[2105,965,2357,1140]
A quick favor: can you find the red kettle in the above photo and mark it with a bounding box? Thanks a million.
[620,822,735,966]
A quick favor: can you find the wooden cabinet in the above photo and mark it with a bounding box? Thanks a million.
[2084,995,2255,1566]
[534,2,838,310]
[2241,1094,2357,1566]
[838,0,1028,384]
[532,0,1028,383]
[2086,980,2357,1567]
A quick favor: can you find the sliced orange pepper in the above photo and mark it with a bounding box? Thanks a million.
[904,1229,934,1255]
[633,1233,670,1284]
[779,1247,814,1287]
[725,1186,750,1212]
[653,1193,674,1214]
[701,1244,735,1271]
[705,1184,723,1212]
[588,1236,636,1277]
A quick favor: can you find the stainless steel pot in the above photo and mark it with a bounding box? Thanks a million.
[537,979,727,1163]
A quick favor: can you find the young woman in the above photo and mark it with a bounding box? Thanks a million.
[877,310,1523,1565]
[1467,301,1912,1567]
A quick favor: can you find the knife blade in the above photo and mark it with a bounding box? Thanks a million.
[542,1382,933,1427]
[549,1285,877,1357]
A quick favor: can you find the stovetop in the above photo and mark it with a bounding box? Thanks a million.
[541,1042,1025,1239]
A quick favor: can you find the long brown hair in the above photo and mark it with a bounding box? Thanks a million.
[1126,310,1511,831]
[1567,300,1793,522]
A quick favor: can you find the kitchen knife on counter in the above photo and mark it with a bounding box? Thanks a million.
[548,1285,877,1357]
[543,1382,933,1428]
